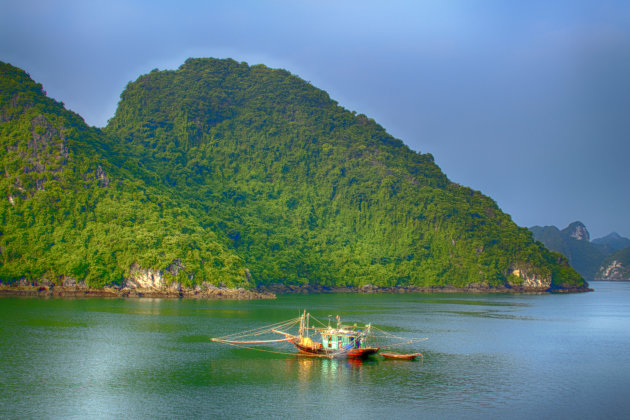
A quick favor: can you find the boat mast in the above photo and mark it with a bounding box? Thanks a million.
[299,310,306,338]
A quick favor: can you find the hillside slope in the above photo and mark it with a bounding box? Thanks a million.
[102,58,586,291]
[592,233,630,255]
[0,61,250,289]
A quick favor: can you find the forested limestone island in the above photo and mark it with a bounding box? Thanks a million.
[530,222,630,281]
[0,58,590,298]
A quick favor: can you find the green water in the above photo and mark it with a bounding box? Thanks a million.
[1,282,629,419]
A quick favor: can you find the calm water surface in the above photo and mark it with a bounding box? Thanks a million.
[1,282,629,419]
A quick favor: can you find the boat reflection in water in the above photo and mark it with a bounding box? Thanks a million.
[287,354,373,389]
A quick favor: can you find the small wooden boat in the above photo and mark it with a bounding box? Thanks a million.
[381,352,422,360]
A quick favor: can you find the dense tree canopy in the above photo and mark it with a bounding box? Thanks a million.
[0,59,587,290]
[0,62,248,288]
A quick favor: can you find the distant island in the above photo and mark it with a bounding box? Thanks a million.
[530,222,630,281]
[0,58,589,295]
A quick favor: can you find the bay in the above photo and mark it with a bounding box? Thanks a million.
[1,282,629,419]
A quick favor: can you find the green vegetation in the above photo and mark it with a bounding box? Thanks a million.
[1,59,587,290]
[0,62,248,288]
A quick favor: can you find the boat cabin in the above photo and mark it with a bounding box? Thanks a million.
[320,330,364,350]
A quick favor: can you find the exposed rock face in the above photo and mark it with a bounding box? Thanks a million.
[507,267,552,290]
[597,260,625,280]
[594,245,630,281]
[564,221,590,242]
[118,263,274,298]
[596,259,630,281]
[95,165,109,187]
[125,264,181,291]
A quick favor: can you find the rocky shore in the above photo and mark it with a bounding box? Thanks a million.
[0,282,276,300]
[259,283,592,294]
[0,278,592,299]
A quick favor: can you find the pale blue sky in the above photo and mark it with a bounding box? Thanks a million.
[2,0,629,238]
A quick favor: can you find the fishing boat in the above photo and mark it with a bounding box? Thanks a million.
[275,311,380,359]
[211,311,427,360]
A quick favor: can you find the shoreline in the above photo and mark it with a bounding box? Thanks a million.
[0,284,276,300]
[0,282,593,299]
[259,284,593,295]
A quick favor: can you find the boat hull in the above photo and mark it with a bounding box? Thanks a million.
[289,338,379,359]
